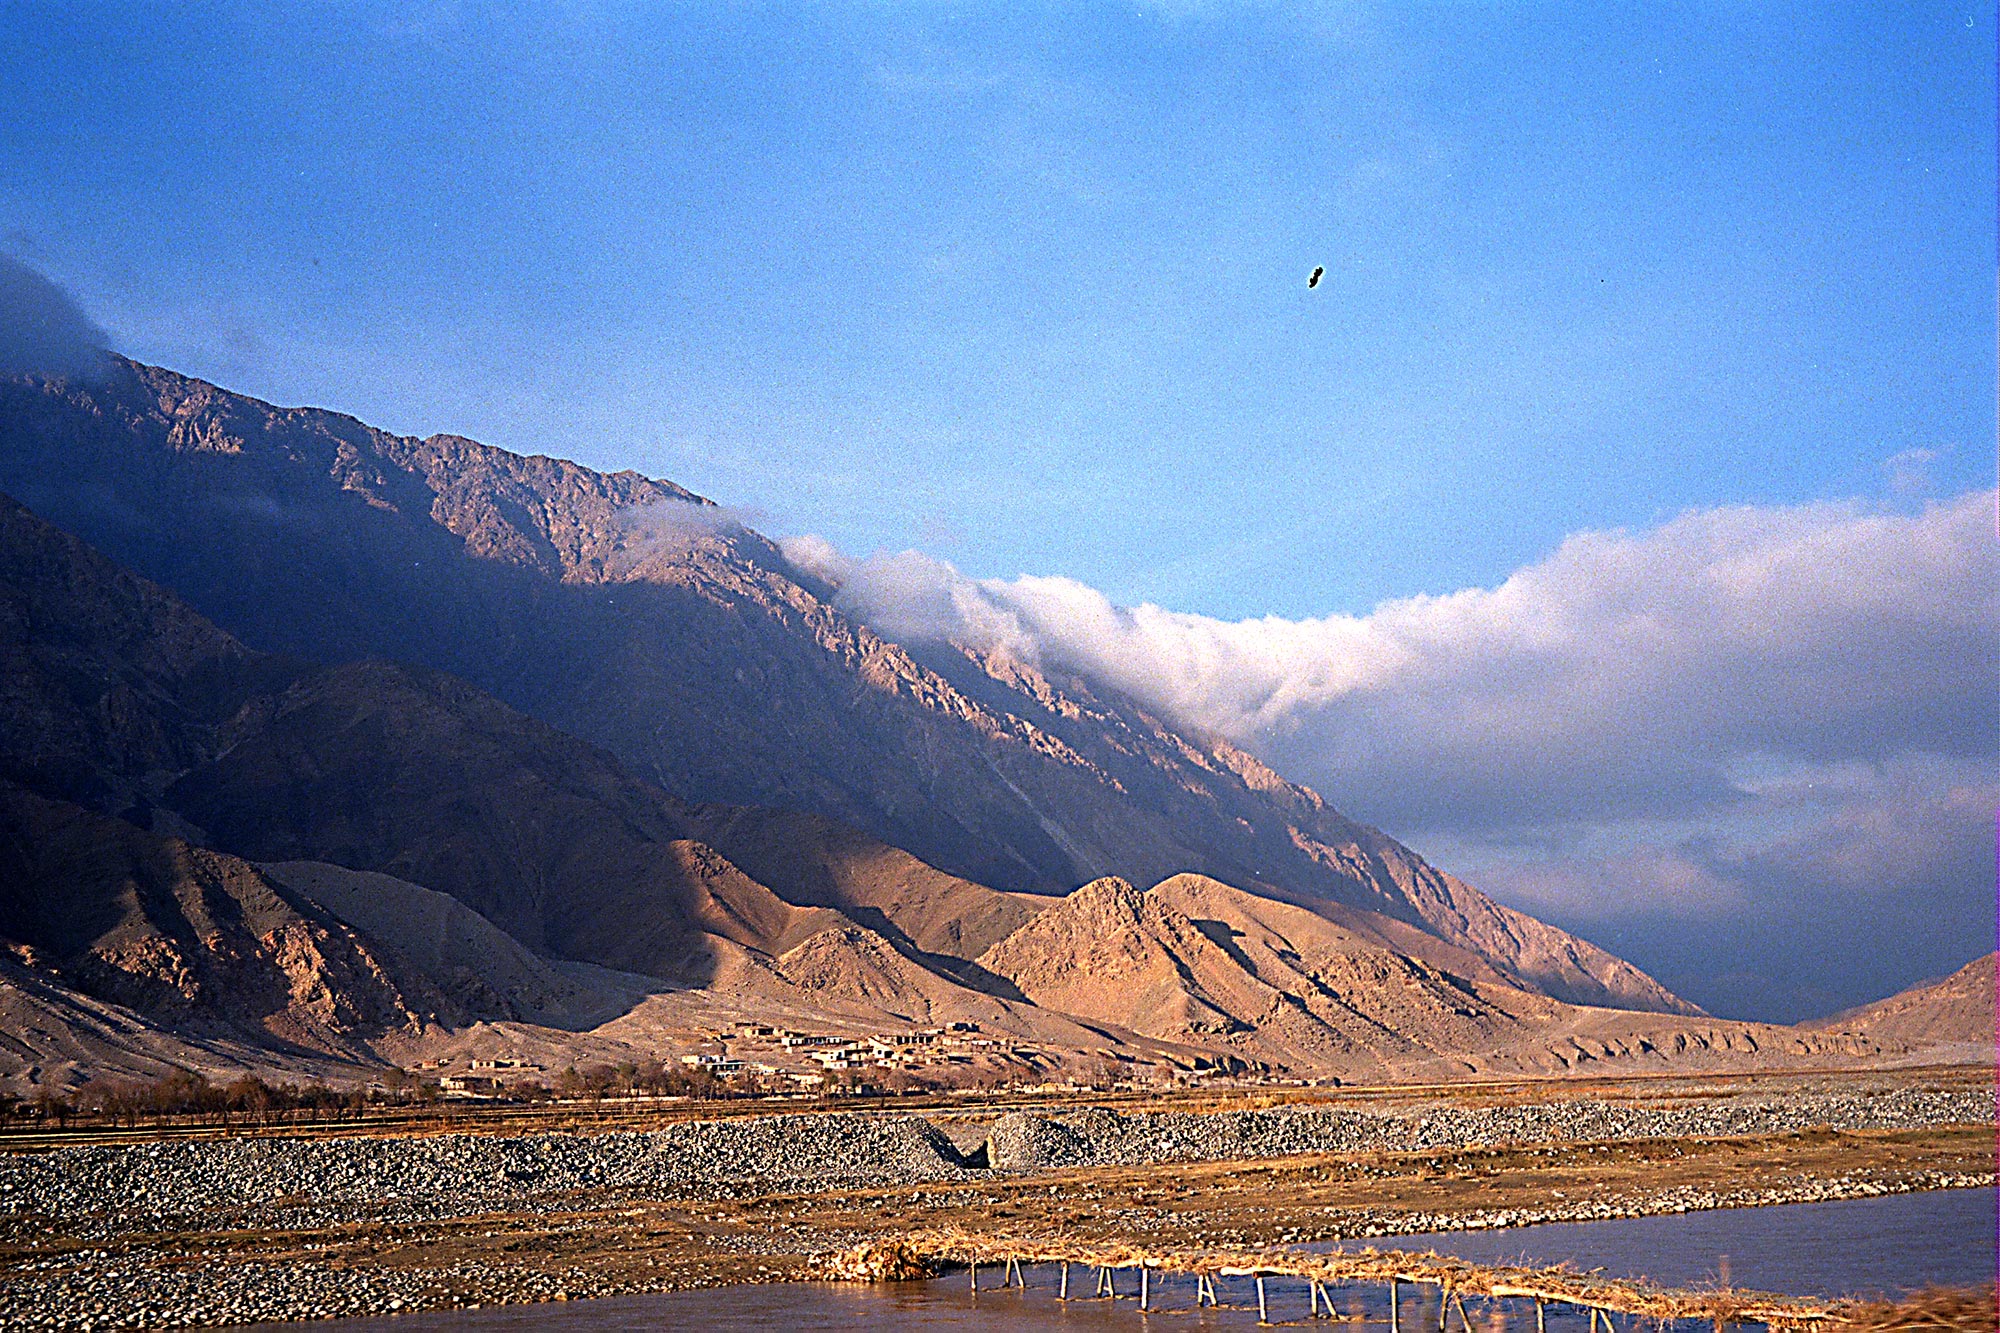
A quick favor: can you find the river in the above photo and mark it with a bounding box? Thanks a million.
[264,1187,1994,1330]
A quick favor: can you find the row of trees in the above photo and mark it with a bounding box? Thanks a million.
[10,1070,385,1129]
[2,1054,1100,1130]
[2,1060,745,1130]
[543,1060,726,1101]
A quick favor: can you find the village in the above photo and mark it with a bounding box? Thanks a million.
[417,1020,1082,1101]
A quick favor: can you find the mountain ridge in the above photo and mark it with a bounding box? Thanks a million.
[0,491,1942,1093]
[1800,952,1994,1059]
[0,358,1691,1015]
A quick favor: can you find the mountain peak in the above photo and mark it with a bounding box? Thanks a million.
[0,358,1697,1021]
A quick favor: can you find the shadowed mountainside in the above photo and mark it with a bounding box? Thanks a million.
[164,659,856,984]
[0,490,881,987]
[0,384,1980,1092]
[0,484,281,817]
[0,489,1105,1083]
[0,360,1691,1015]
[0,782,448,1061]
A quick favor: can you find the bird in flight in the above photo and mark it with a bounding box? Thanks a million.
[1307,265,1324,289]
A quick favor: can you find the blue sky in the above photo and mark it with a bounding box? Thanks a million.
[2,2,1994,1018]
[4,2,1991,619]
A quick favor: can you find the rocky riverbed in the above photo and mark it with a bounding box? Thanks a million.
[5,1088,1984,1238]
[977,1088,1990,1170]
[0,1085,1989,1329]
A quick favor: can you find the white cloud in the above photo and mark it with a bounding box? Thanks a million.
[783,489,1997,1019]
[618,497,772,551]
[1883,446,1940,496]
[791,490,1997,834]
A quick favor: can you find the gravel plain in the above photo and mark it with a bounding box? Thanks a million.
[981,1089,1992,1169]
[0,1086,1989,1329]
[0,1113,972,1237]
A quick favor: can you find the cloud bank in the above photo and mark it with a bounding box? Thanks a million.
[784,490,1998,1020]
[0,257,111,379]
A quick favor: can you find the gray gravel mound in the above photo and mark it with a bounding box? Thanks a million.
[984,1112,1091,1170]
[0,1112,971,1231]
[1018,1089,1991,1170]
[0,1087,1984,1240]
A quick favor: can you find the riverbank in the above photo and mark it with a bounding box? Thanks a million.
[0,1075,1989,1329]
[220,1194,1998,1333]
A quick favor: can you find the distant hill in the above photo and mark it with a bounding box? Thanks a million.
[974,873,1888,1082]
[0,359,1691,1015]
[1802,953,1995,1063]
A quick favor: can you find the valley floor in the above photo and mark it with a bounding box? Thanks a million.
[0,1068,1989,1330]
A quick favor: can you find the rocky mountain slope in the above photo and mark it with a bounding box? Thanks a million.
[976,874,1892,1082]
[164,658,861,984]
[0,493,1100,1084]
[0,359,1688,1014]
[0,782,446,1066]
[0,490,817,985]
[256,861,644,1032]
[0,488,1753,1089]
[981,875,1524,1061]
[3,369,1982,1094]
[1801,953,1994,1061]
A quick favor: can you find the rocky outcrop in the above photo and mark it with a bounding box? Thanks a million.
[773,925,957,1020]
[976,875,1524,1075]
[0,784,442,1059]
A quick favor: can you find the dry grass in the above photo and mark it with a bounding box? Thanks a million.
[1833,1286,1998,1332]
[833,1228,1860,1328]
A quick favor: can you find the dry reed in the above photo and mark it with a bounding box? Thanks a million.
[1830,1286,1997,1332]
[828,1227,1869,1328]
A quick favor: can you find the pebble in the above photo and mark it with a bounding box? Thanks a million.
[0,1087,1985,1328]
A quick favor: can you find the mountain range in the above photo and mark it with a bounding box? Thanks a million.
[0,357,1986,1092]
